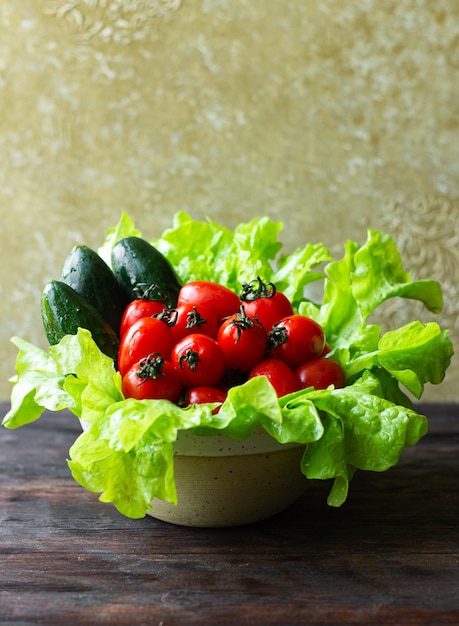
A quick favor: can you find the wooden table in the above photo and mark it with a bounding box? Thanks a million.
[1,402,458,625]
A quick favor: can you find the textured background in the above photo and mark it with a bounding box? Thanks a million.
[1,0,457,401]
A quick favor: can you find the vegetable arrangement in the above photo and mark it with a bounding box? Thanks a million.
[2,212,453,519]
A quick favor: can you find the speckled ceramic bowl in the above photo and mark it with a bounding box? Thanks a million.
[149,427,307,527]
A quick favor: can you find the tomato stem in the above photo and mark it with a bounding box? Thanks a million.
[185,306,208,330]
[133,282,170,302]
[154,308,177,326]
[178,349,200,371]
[230,305,259,341]
[266,325,288,353]
[136,352,165,380]
[240,276,276,302]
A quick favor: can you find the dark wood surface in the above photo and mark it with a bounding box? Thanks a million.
[1,402,458,625]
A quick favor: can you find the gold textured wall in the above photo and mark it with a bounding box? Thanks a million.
[1,1,457,401]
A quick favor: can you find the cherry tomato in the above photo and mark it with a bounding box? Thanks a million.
[170,303,218,343]
[295,357,345,391]
[240,277,294,332]
[118,316,174,377]
[120,299,168,339]
[217,306,268,372]
[268,315,325,369]
[183,386,227,414]
[177,281,240,324]
[249,358,298,397]
[171,333,225,388]
[122,353,182,402]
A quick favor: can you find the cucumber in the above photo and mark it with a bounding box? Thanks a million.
[111,236,181,308]
[41,280,120,360]
[61,245,128,335]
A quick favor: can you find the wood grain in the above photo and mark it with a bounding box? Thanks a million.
[1,403,458,625]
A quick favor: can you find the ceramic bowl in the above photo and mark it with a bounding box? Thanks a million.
[149,427,307,527]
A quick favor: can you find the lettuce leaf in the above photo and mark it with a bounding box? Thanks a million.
[301,230,443,352]
[4,337,76,428]
[300,372,428,506]
[345,321,453,398]
[151,211,286,291]
[2,213,453,518]
[352,229,443,317]
[273,243,330,307]
[3,330,122,429]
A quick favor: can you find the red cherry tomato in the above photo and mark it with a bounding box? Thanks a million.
[118,316,174,377]
[177,281,240,324]
[269,315,325,369]
[122,353,182,402]
[240,277,294,332]
[120,299,168,338]
[295,357,345,391]
[217,306,268,372]
[170,303,218,343]
[249,358,298,397]
[171,333,225,388]
[183,386,227,414]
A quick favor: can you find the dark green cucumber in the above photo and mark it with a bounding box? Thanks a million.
[61,245,129,335]
[111,236,181,308]
[41,280,120,360]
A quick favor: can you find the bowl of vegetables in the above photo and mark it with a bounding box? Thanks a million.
[3,212,453,526]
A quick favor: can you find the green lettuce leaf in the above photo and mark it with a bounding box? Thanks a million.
[152,211,285,291]
[272,243,330,307]
[3,337,75,428]
[345,321,453,398]
[301,372,428,506]
[352,229,443,318]
[68,429,176,519]
[302,230,444,356]
[3,330,122,429]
